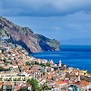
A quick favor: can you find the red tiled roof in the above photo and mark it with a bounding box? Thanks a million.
[0,82,2,86]
[55,81,66,85]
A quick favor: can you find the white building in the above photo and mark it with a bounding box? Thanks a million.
[59,60,62,67]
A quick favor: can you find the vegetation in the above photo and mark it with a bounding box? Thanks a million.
[31,61,35,65]
[0,66,10,71]
[46,62,50,67]
[26,61,31,65]
[81,75,91,82]
[26,61,50,67]
[1,48,6,53]
[65,72,71,78]
[0,16,60,53]
[0,88,2,91]
[40,85,51,91]
[20,87,28,91]
[39,83,51,91]
[35,61,50,67]
[27,78,39,91]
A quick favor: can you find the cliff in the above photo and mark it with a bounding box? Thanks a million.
[0,16,60,53]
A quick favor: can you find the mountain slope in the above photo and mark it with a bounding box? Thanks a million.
[0,16,60,53]
[36,34,60,51]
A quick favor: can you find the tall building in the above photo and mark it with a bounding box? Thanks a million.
[78,70,80,82]
[59,60,62,67]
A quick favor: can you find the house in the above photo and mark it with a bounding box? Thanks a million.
[53,81,68,90]
[55,81,67,87]
[2,81,14,91]
[0,82,2,88]
[73,80,89,91]
[68,85,78,91]
[81,70,88,76]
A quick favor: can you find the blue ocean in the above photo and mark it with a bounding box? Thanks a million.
[31,45,91,73]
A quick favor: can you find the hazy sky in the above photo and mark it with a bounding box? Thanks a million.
[1,0,91,44]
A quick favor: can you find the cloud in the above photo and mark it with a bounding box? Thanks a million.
[2,0,91,45]
[1,0,91,16]
[6,11,91,40]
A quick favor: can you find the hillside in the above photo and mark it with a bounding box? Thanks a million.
[0,16,60,53]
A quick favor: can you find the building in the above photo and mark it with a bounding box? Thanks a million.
[59,60,62,67]
[2,81,14,91]
[68,85,78,91]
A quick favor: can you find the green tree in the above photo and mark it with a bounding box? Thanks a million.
[0,88,2,91]
[27,78,39,91]
[41,85,50,90]
[43,72,45,76]
[20,87,28,91]
[46,62,50,67]
[26,61,31,65]
[39,83,51,91]
[31,61,35,65]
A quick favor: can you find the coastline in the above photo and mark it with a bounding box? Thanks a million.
[1,40,91,90]
[31,46,91,73]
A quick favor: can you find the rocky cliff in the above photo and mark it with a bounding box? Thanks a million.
[0,16,60,53]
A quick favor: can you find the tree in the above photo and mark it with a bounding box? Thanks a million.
[46,62,50,67]
[26,61,31,65]
[20,87,28,91]
[39,83,51,91]
[27,78,39,91]
[43,72,45,75]
[42,85,50,90]
[0,88,2,91]
[31,61,35,65]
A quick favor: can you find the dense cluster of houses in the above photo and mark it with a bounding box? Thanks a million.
[0,37,91,91]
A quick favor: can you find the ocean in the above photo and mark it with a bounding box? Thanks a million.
[31,45,91,73]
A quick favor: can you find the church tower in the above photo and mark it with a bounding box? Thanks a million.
[59,60,62,67]
[78,70,80,82]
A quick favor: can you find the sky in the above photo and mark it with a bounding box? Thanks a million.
[1,0,91,45]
